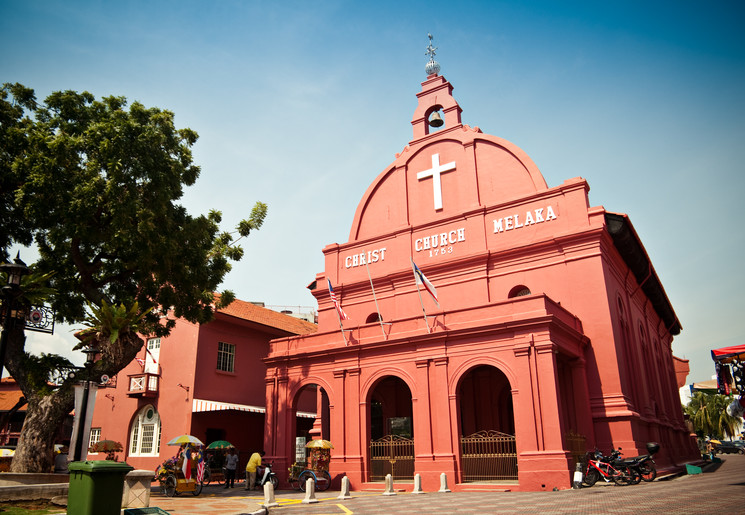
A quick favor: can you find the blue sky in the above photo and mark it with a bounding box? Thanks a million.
[2,1,743,384]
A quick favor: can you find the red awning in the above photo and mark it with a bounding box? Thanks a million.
[711,344,745,363]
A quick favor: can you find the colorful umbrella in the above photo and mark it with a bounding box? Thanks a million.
[305,439,334,449]
[167,434,204,446]
[206,440,234,449]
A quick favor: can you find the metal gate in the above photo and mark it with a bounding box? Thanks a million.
[369,435,415,481]
[460,430,518,481]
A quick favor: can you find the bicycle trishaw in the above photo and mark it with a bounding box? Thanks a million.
[157,435,205,497]
[288,439,332,491]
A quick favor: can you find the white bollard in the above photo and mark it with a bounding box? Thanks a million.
[302,477,319,504]
[412,473,425,494]
[337,475,352,500]
[383,473,396,496]
[261,482,279,508]
[438,472,451,493]
[572,462,583,489]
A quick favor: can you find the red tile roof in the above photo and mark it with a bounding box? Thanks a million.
[214,295,317,336]
[0,379,26,412]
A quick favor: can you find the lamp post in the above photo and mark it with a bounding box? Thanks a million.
[72,346,98,462]
[0,253,30,381]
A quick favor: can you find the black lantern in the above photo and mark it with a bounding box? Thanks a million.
[0,253,30,381]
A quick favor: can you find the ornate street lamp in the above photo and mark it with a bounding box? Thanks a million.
[71,346,99,462]
[0,253,30,381]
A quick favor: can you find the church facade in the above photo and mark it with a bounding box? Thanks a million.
[263,56,699,491]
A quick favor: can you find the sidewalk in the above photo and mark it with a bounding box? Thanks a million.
[143,454,745,514]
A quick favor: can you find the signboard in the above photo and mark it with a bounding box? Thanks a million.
[295,436,307,462]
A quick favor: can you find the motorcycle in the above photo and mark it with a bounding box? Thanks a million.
[252,462,279,490]
[615,442,659,483]
[582,449,637,486]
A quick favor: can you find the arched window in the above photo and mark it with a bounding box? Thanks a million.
[508,285,531,298]
[129,405,161,457]
[366,313,382,324]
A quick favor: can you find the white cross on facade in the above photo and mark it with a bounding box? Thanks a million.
[417,153,456,211]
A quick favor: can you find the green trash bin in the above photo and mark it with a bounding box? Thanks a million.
[68,460,134,515]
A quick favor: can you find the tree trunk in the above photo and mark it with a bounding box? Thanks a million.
[5,321,143,472]
[10,388,73,473]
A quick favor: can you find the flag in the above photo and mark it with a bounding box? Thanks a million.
[135,357,145,367]
[182,446,191,480]
[327,279,350,320]
[413,262,438,304]
[196,450,205,483]
[145,346,158,364]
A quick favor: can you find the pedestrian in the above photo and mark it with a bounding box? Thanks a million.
[245,450,266,490]
[224,447,239,488]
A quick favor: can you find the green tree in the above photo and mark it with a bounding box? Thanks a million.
[686,392,716,438]
[0,83,267,472]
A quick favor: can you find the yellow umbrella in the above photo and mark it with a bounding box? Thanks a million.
[167,434,204,446]
[305,439,334,449]
[710,439,722,445]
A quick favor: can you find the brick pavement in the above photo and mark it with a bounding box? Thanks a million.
[144,454,745,514]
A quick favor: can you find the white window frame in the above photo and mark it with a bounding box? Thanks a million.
[145,337,161,375]
[129,405,161,457]
[217,342,235,373]
[88,427,101,454]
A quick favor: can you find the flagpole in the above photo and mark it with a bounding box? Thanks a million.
[327,279,349,346]
[410,258,431,334]
[332,301,348,346]
[365,260,388,340]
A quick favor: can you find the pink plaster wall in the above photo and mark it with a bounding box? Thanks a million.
[89,311,317,473]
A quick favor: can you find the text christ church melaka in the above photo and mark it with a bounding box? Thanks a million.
[264,39,699,492]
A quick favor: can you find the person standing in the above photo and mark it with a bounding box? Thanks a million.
[224,447,239,488]
[245,450,265,490]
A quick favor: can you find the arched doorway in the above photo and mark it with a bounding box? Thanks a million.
[292,384,330,470]
[368,376,414,481]
[457,365,517,482]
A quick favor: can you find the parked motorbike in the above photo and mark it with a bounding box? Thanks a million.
[582,449,637,486]
[614,442,659,483]
[252,462,279,490]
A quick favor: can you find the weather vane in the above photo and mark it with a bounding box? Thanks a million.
[426,33,437,60]
[425,33,441,76]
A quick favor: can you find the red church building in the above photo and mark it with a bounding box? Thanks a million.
[262,50,700,491]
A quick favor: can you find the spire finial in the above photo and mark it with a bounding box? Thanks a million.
[425,33,441,76]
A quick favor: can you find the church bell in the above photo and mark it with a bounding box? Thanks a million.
[428,111,444,127]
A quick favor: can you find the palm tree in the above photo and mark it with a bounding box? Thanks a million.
[712,395,740,439]
[686,392,741,440]
[686,392,716,438]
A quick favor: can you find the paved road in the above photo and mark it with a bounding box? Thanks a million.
[145,454,744,514]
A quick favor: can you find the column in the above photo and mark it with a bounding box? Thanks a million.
[346,368,364,481]
[275,375,290,474]
[414,359,432,458]
[513,336,572,490]
[569,357,595,447]
[532,341,564,452]
[264,375,277,457]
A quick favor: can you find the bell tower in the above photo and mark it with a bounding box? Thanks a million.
[410,34,463,142]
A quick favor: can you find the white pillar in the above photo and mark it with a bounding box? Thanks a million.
[383,473,396,496]
[412,473,425,494]
[438,472,451,493]
[337,475,352,500]
[261,482,279,508]
[302,478,319,504]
